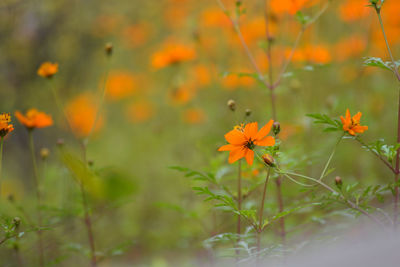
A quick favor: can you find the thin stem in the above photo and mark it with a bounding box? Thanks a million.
[28,130,44,267]
[236,160,242,258]
[281,170,385,228]
[374,4,400,230]
[376,11,400,82]
[85,57,111,145]
[356,137,397,174]
[319,134,344,180]
[257,167,271,259]
[0,137,3,196]
[80,142,97,267]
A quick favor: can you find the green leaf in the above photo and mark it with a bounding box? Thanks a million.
[364,57,400,72]
[59,149,103,198]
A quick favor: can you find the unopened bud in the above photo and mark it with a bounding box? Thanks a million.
[12,217,21,227]
[56,138,64,147]
[272,122,280,135]
[227,99,236,111]
[245,109,252,117]
[105,43,113,56]
[262,154,275,167]
[88,160,94,167]
[40,148,50,160]
[7,194,14,202]
[335,176,342,188]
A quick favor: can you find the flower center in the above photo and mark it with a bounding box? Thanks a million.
[246,139,255,150]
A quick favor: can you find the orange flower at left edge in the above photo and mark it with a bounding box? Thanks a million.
[0,113,14,137]
[218,120,275,165]
[340,109,368,136]
[37,62,58,78]
[15,109,53,130]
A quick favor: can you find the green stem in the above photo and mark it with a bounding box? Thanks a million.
[0,137,3,196]
[28,130,44,267]
[236,159,242,258]
[375,8,400,229]
[80,142,97,267]
[280,169,385,228]
[319,133,344,180]
[257,166,271,260]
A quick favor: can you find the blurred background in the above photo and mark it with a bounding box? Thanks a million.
[0,0,400,266]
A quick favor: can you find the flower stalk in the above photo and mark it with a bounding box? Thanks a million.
[28,130,45,267]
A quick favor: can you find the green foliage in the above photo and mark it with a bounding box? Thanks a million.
[363,139,400,164]
[364,57,400,72]
[306,113,342,132]
[295,11,311,26]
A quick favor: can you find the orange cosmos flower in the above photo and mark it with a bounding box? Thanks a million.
[37,62,58,78]
[218,121,275,165]
[340,109,368,136]
[151,42,196,69]
[0,113,14,138]
[15,109,53,130]
[65,92,104,138]
[106,71,138,101]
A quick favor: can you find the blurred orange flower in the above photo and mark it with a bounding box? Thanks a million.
[37,62,58,78]
[15,109,53,130]
[122,23,151,47]
[340,109,368,136]
[151,42,196,69]
[190,64,212,87]
[335,36,366,62]
[0,113,14,138]
[218,120,275,165]
[183,108,206,124]
[126,101,155,122]
[65,93,104,138]
[339,0,370,22]
[200,7,231,28]
[221,73,255,90]
[170,84,196,105]
[106,71,138,101]
[270,0,319,15]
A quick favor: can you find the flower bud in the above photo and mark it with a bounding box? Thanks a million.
[88,160,94,167]
[40,148,50,160]
[262,154,275,167]
[227,99,236,111]
[56,138,64,147]
[245,109,252,117]
[272,121,280,135]
[12,217,21,227]
[335,176,342,188]
[105,43,113,56]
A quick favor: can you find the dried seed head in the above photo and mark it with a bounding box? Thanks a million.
[105,43,113,56]
[262,154,275,167]
[245,109,252,117]
[227,99,236,111]
[40,148,50,160]
[272,121,280,135]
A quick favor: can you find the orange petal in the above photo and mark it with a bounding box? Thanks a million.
[352,112,362,124]
[228,147,246,164]
[244,122,258,139]
[345,109,351,120]
[244,149,254,165]
[254,136,275,146]
[218,144,236,151]
[224,129,246,145]
[255,120,274,140]
[353,125,368,133]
